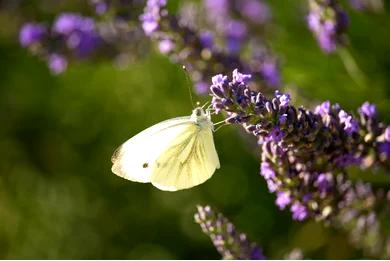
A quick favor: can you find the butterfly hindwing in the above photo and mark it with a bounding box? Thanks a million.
[151,125,220,191]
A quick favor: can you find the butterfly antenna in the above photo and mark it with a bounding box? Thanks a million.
[182,65,195,109]
[214,123,228,132]
[201,101,210,109]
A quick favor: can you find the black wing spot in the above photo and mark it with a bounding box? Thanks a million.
[143,163,149,168]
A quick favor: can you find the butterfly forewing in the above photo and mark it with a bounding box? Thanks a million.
[111,117,193,183]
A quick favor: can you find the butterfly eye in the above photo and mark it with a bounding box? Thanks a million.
[196,108,202,116]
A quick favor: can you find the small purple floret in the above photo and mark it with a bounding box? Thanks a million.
[291,202,308,221]
[359,102,377,118]
[232,69,251,84]
[276,191,291,210]
[19,23,46,47]
[48,54,68,74]
[339,110,359,135]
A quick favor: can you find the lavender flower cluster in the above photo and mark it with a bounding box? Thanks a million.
[20,13,101,74]
[140,0,280,94]
[19,0,147,74]
[307,0,349,53]
[210,69,390,257]
[194,205,265,260]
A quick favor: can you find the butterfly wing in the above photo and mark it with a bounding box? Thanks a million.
[111,116,193,183]
[150,124,220,191]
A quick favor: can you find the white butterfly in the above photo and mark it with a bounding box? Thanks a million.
[111,106,220,191]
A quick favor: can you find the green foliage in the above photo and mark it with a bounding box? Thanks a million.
[0,1,389,258]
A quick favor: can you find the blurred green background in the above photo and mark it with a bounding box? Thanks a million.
[0,0,390,259]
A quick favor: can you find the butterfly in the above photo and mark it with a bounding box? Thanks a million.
[111,106,220,191]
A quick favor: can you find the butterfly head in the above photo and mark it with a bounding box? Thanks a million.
[191,107,213,128]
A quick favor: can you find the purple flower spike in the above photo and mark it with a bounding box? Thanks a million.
[307,0,348,53]
[195,205,266,260]
[19,23,46,47]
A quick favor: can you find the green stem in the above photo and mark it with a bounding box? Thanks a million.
[338,47,367,89]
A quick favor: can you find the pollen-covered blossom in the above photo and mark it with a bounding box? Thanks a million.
[307,0,349,53]
[194,205,265,260]
[209,69,390,257]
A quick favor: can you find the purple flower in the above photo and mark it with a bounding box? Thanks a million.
[266,179,279,193]
[19,23,46,47]
[276,192,291,210]
[53,13,84,35]
[359,102,377,118]
[307,0,348,53]
[334,153,361,167]
[91,0,109,14]
[212,74,228,86]
[53,13,100,57]
[195,205,265,260]
[48,54,67,74]
[314,101,331,116]
[141,14,159,35]
[291,202,308,221]
[260,162,275,179]
[140,0,166,35]
[204,0,228,24]
[250,247,266,260]
[232,69,251,84]
[339,110,359,135]
[266,127,285,142]
[261,60,280,87]
[279,114,287,125]
[199,31,214,49]
[379,142,390,158]
[225,20,247,53]
[238,0,270,25]
[315,173,332,192]
[385,126,390,142]
[275,91,290,108]
[158,39,175,54]
[195,81,209,95]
